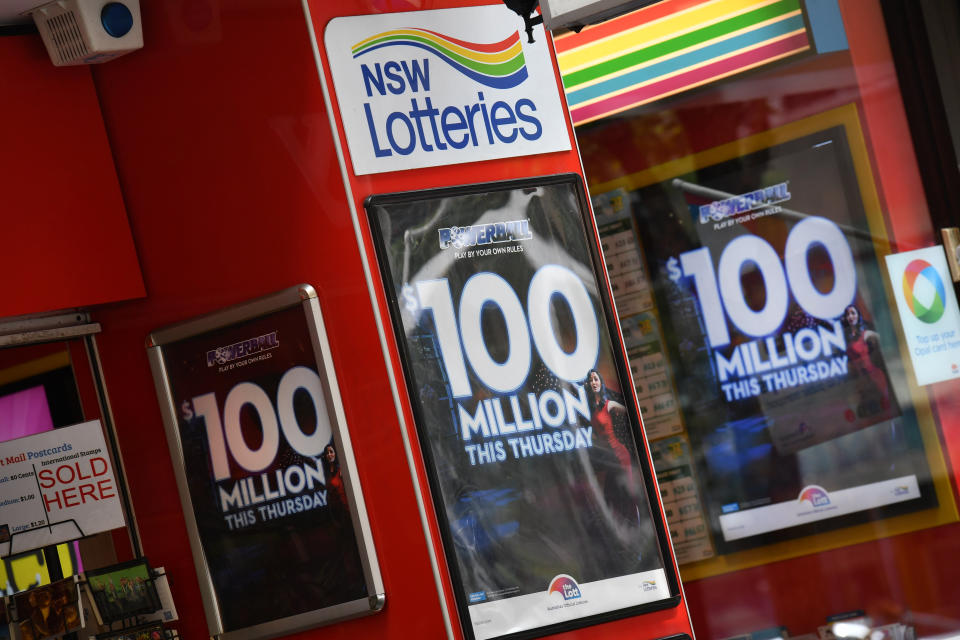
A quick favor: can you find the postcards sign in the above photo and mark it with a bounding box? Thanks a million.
[0,420,125,556]
[323,6,571,175]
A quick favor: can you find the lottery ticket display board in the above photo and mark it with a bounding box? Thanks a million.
[365,175,680,640]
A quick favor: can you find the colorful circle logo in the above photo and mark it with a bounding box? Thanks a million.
[902,259,946,323]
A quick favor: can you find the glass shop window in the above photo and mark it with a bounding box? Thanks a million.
[559,0,960,638]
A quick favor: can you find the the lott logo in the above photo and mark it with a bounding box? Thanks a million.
[548,575,581,601]
[323,7,571,175]
[798,485,831,507]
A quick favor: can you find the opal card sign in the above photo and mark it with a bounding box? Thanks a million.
[148,286,383,640]
[323,6,571,175]
[885,246,960,386]
[0,419,125,556]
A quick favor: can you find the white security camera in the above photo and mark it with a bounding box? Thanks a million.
[28,0,142,66]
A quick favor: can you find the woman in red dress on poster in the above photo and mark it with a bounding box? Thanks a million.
[842,303,894,417]
[322,443,348,508]
[586,369,634,486]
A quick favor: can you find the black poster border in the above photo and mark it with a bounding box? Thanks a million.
[365,174,682,640]
[146,285,385,640]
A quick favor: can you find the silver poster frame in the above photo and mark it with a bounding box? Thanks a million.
[146,284,384,640]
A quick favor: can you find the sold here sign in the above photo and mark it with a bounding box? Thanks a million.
[0,420,125,555]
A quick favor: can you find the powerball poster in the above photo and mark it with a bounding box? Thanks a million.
[153,304,369,632]
[367,176,677,640]
[627,114,937,553]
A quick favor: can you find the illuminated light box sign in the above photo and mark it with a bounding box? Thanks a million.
[147,286,383,640]
[885,246,960,386]
[365,175,680,640]
[323,6,571,175]
[554,0,812,126]
[0,419,125,556]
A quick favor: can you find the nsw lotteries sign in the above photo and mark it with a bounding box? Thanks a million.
[323,6,571,175]
[0,420,125,556]
[885,246,960,386]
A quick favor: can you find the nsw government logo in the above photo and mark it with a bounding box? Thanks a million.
[798,485,831,507]
[547,575,581,601]
[323,6,570,175]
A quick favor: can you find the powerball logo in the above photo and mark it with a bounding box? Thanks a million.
[548,575,581,601]
[206,332,279,367]
[798,485,831,507]
[352,28,528,89]
[438,219,532,250]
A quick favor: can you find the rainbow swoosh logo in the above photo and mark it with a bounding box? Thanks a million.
[903,259,946,324]
[798,485,830,507]
[352,28,528,89]
[548,574,581,600]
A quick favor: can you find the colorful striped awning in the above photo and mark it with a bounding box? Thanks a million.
[555,0,812,126]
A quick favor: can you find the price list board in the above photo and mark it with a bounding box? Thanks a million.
[594,190,685,443]
[620,314,683,441]
[651,437,714,565]
[593,190,705,563]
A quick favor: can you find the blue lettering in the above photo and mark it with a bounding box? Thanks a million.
[515,99,542,141]
[465,102,483,147]
[479,224,496,245]
[438,228,453,248]
[490,101,518,143]
[364,103,391,157]
[384,61,406,95]
[361,63,386,97]
[386,111,416,155]
[402,59,431,92]
[441,106,469,149]
[476,92,494,144]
